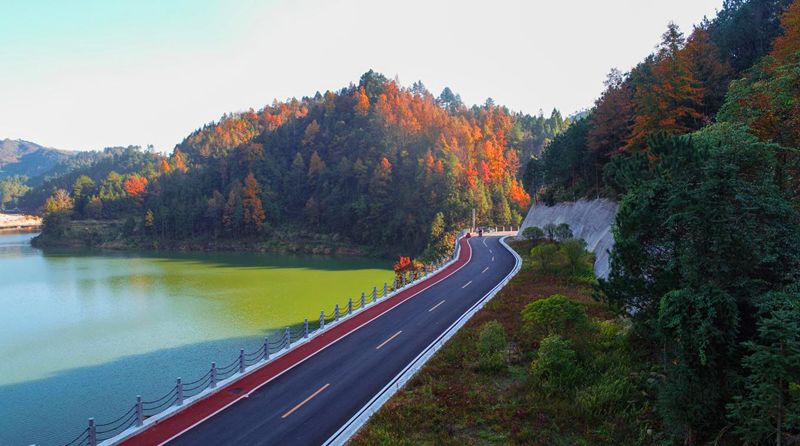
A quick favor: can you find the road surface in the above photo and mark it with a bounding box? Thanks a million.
[123,235,516,446]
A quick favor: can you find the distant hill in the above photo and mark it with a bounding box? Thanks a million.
[0,139,75,179]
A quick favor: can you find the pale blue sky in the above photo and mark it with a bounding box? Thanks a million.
[0,0,723,152]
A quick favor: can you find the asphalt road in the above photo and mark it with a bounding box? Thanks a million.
[167,235,516,446]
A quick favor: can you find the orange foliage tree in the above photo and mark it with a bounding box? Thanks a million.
[242,173,266,233]
[123,175,148,203]
[626,23,706,151]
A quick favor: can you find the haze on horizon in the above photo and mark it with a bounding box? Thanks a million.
[0,0,723,153]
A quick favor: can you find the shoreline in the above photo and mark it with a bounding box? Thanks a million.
[30,220,379,258]
[0,212,42,231]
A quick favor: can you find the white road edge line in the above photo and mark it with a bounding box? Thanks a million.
[461,281,472,288]
[428,300,445,312]
[375,331,402,350]
[153,237,475,446]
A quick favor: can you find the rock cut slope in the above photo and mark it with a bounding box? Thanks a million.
[520,198,618,278]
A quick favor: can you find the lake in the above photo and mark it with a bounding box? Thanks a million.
[0,232,392,446]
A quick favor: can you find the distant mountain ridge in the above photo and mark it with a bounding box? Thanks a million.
[0,139,75,179]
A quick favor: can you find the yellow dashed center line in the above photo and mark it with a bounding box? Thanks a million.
[281,383,330,419]
[375,330,403,350]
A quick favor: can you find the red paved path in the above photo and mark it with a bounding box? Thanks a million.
[119,237,471,446]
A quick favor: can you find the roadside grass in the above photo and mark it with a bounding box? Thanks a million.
[350,239,661,445]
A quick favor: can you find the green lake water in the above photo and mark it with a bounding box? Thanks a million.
[0,232,392,445]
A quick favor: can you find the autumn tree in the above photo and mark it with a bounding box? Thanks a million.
[587,69,636,158]
[159,159,171,174]
[718,1,800,202]
[682,28,732,116]
[171,149,188,173]
[771,0,800,65]
[43,189,73,236]
[123,175,148,204]
[626,23,706,151]
[241,173,266,234]
[354,87,370,116]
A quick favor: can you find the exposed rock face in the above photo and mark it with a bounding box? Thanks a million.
[519,198,618,278]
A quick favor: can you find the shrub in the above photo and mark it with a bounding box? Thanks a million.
[560,238,594,277]
[522,226,545,242]
[521,294,590,341]
[575,372,634,419]
[529,243,567,275]
[478,320,508,371]
[530,334,583,394]
[543,223,557,240]
[553,223,573,242]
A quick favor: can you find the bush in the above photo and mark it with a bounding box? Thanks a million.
[530,334,583,395]
[478,320,508,371]
[575,372,635,419]
[553,223,573,242]
[522,226,545,241]
[521,294,590,341]
[560,238,594,277]
[543,223,557,240]
[529,243,567,275]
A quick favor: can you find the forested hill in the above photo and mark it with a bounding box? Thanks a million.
[514,1,800,444]
[31,72,568,256]
[526,0,800,205]
[0,139,75,181]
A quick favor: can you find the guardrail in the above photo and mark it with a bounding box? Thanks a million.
[323,235,523,445]
[60,234,467,446]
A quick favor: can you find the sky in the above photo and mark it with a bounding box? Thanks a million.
[0,0,724,153]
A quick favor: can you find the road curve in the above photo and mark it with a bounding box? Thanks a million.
[122,235,516,446]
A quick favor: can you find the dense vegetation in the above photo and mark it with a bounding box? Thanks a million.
[30,72,568,257]
[526,0,799,204]
[522,1,800,444]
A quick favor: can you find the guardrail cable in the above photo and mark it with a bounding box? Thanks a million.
[244,345,265,360]
[184,374,213,395]
[142,386,177,406]
[142,392,178,415]
[96,409,137,437]
[63,427,89,446]
[95,404,136,428]
[182,368,213,387]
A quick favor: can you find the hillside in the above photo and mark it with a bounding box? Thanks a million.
[525,0,799,206]
[30,72,567,257]
[0,139,73,179]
